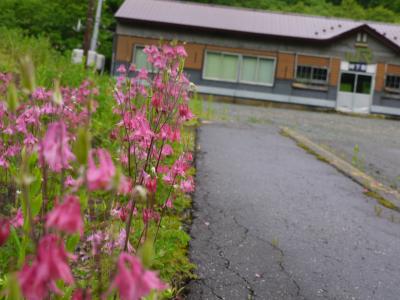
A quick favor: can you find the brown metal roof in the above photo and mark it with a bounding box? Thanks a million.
[115,0,400,48]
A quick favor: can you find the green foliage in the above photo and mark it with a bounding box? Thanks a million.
[0,0,124,64]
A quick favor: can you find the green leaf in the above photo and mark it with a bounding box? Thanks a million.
[31,194,43,218]
[138,238,155,269]
[2,273,23,300]
[73,128,90,165]
[66,234,80,252]
[19,55,36,94]
[6,82,18,113]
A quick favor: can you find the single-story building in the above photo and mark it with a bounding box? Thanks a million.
[113,0,400,116]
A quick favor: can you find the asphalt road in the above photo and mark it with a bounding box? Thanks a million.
[187,121,400,300]
[207,103,400,190]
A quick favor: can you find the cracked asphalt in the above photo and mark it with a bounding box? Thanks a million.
[187,121,400,300]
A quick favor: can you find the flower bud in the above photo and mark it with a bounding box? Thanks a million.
[0,219,10,246]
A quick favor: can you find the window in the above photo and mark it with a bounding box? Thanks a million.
[240,56,275,85]
[133,45,151,70]
[340,73,355,92]
[385,75,400,90]
[204,52,239,81]
[203,51,276,85]
[357,32,368,43]
[339,73,372,95]
[355,75,372,94]
[296,65,328,84]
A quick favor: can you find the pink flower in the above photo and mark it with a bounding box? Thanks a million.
[106,252,167,300]
[178,104,194,121]
[117,64,127,74]
[72,289,91,300]
[0,219,10,246]
[87,231,107,256]
[161,144,173,157]
[10,208,23,228]
[0,156,9,168]
[87,149,116,191]
[118,175,132,195]
[175,45,188,58]
[18,234,75,300]
[46,195,83,236]
[143,172,157,193]
[164,198,173,209]
[41,121,75,172]
[137,68,148,80]
[180,177,195,193]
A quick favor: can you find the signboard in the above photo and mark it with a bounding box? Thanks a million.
[348,62,367,72]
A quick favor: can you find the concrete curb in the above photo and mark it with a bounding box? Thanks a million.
[280,127,400,213]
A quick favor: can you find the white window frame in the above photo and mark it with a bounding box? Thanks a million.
[202,50,276,87]
[132,44,155,72]
[385,73,400,92]
[295,64,329,85]
[202,51,240,83]
[239,55,277,87]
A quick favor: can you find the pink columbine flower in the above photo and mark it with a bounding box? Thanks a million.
[143,171,157,194]
[164,198,173,209]
[46,195,84,236]
[106,252,167,300]
[161,144,173,157]
[87,231,107,256]
[180,177,195,193]
[178,104,194,121]
[10,208,23,228]
[0,156,9,168]
[175,45,188,58]
[72,289,91,300]
[18,234,75,300]
[0,219,10,246]
[87,149,116,191]
[117,64,127,74]
[41,121,75,172]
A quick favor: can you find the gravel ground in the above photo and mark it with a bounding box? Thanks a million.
[205,102,400,189]
[187,122,400,300]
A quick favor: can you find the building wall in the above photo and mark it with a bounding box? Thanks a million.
[113,22,400,113]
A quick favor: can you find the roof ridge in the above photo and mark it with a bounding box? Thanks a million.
[149,0,400,27]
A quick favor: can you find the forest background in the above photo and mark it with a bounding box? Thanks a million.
[0,0,398,69]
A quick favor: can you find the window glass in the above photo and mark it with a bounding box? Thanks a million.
[241,56,257,82]
[312,68,328,82]
[204,51,274,84]
[356,75,372,94]
[385,75,400,89]
[204,52,222,79]
[340,73,356,92]
[221,54,239,81]
[257,58,274,84]
[134,46,149,70]
[296,66,312,80]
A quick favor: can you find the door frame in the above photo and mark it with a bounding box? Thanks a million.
[336,62,376,113]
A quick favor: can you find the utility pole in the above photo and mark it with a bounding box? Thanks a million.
[83,0,96,65]
[90,0,104,52]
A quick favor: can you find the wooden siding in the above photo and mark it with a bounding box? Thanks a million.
[329,58,341,86]
[184,43,205,70]
[297,54,330,67]
[375,63,386,92]
[115,35,204,70]
[387,64,400,75]
[205,45,276,58]
[276,53,295,80]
